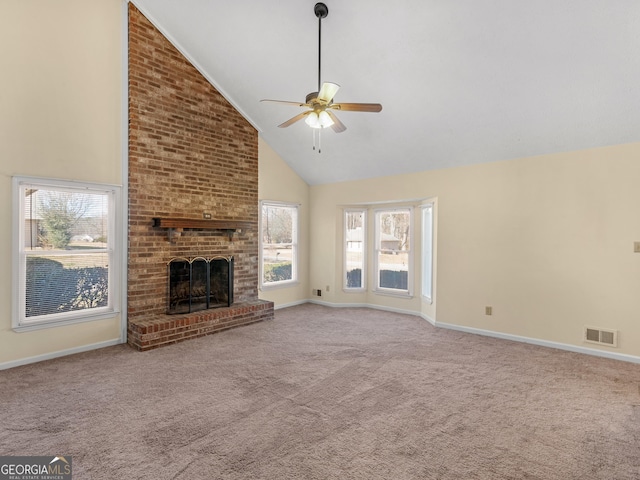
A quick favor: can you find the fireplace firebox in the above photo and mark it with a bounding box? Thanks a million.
[167,256,234,314]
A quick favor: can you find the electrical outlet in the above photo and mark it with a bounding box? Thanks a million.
[634,242,640,253]
[203,212,212,219]
[326,285,330,292]
[485,306,492,316]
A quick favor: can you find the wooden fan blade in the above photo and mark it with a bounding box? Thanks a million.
[261,99,310,107]
[326,110,346,133]
[277,110,312,128]
[318,82,340,103]
[330,102,383,112]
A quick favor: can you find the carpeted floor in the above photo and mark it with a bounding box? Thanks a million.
[1,304,639,479]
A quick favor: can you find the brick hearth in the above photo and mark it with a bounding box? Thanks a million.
[127,300,273,351]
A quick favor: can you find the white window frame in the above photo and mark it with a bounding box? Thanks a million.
[421,202,434,303]
[343,208,366,292]
[12,176,122,331]
[259,200,299,290]
[373,207,413,297]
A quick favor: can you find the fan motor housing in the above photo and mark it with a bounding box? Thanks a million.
[306,92,320,104]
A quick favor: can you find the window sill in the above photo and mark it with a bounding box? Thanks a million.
[373,288,414,299]
[13,309,120,333]
[422,295,433,305]
[259,280,300,291]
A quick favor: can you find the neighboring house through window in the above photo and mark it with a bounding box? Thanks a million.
[374,208,413,296]
[12,176,121,331]
[259,201,299,288]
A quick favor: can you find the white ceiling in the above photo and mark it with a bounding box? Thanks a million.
[131,0,640,186]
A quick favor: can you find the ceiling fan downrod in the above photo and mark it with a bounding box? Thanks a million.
[314,3,328,93]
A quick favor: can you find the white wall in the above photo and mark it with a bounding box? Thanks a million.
[258,137,311,307]
[0,0,124,367]
[309,143,640,358]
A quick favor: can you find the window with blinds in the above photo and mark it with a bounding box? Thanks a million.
[13,177,120,330]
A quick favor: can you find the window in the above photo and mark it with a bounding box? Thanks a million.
[13,177,121,330]
[421,203,433,302]
[344,209,366,291]
[260,201,299,288]
[374,208,412,296]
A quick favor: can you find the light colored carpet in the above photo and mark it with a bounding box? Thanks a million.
[1,304,639,479]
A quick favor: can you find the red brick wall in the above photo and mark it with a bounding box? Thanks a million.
[128,4,259,320]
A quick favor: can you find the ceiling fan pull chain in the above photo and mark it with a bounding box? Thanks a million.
[318,129,322,153]
[312,128,316,151]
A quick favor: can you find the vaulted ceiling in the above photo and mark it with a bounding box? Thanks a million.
[131,0,640,185]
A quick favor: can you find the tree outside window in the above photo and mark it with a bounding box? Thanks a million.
[260,202,298,287]
[375,208,412,294]
[344,209,366,290]
[14,177,119,330]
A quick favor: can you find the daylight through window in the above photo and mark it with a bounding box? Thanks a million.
[344,209,366,291]
[260,201,298,288]
[374,208,412,295]
[421,203,433,302]
[13,177,120,329]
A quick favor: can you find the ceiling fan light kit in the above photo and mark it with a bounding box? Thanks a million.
[305,110,334,129]
[261,2,382,152]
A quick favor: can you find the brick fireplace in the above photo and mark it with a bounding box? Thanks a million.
[127,4,273,351]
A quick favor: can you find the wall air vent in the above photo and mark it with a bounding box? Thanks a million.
[584,326,618,348]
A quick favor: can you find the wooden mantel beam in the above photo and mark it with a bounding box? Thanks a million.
[152,217,253,231]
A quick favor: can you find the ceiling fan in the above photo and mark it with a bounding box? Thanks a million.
[261,2,382,137]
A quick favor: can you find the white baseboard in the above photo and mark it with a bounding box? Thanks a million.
[0,339,124,371]
[293,300,640,365]
[435,321,640,364]
[419,312,437,326]
[308,299,423,319]
[272,299,310,310]
[308,299,367,308]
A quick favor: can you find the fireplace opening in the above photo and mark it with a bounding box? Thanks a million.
[167,256,234,314]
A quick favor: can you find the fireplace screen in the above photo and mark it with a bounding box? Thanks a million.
[167,256,234,314]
